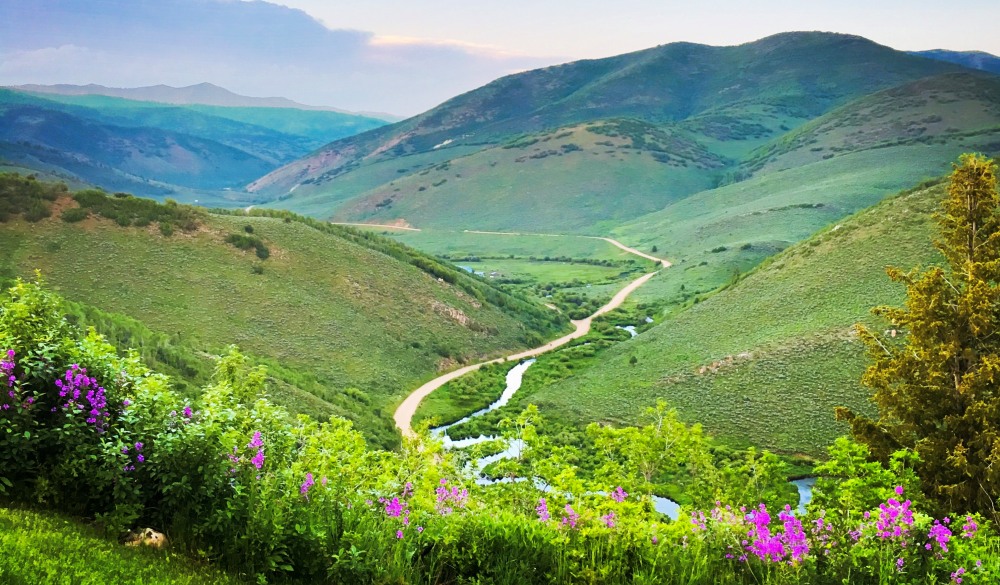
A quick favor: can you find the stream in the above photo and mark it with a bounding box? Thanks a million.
[432,360,814,521]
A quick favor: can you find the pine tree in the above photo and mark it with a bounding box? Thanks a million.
[839,154,1000,521]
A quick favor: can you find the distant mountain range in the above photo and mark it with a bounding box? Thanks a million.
[0,85,390,201]
[909,49,1000,75]
[8,82,402,121]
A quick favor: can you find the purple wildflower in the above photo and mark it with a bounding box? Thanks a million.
[610,486,628,503]
[962,516,978,538]
[562,505,579,529]
[602,511,616,528]
[136,454,145,463]
[301,473,315,498]
[182,406,193,419]
[926,520,952,554]
[248,431,263,449]
[396,530,403,539]
[535,498,550,522]
[251,448,264,470]
[952,567,965,584]
[435,479,468,516]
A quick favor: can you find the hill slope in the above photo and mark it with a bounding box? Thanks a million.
[510,180,948,456]
[249,32,969,233]
[0,174,567,446]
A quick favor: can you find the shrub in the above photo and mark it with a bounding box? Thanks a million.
[60,207,89,223]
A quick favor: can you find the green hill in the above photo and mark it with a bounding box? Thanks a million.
[0,89,386,202]
[248,32,969,233]
[459,180,949,456]
[0,174,567,447]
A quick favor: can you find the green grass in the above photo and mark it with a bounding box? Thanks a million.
[388,229,633,262]
[412,361,511,428]
[0,187,568,447]
[615,138,1000,305]
[458,259,628,284]
[330,123,719,234]
[0,506,240,585]
[508,182,948,456]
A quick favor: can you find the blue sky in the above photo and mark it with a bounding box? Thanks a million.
[1,0,996,116]
[275,0,1000,59]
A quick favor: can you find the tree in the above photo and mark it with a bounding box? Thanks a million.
[839,154,1000,521]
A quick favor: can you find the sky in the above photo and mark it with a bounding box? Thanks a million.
[1,0,997,117]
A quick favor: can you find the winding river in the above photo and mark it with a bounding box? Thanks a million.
[393,236,813,520]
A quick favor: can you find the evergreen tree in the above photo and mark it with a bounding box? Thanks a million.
[839,154,1000,521]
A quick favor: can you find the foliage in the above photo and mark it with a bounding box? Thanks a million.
[0,173,64,223]
[843,154,1000,522]
[73,190,204,230]
[2,278,1000,584]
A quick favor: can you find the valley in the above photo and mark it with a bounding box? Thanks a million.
[3,20,1000,583]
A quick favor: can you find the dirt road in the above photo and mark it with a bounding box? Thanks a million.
[393,266,664,437]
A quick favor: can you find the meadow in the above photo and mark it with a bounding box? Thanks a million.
[0,176,567,447]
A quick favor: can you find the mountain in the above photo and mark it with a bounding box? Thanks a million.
[0,88,387,201]
[10,82,401,120]
[476,179,947,457]
[248,32,972,233]
[0,174,568,447]
[910,49,1000,75]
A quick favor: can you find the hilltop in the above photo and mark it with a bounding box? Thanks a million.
[0,174,567,446]
[247,32,974,234]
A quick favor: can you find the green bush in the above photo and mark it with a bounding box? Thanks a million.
[60,207,90,223]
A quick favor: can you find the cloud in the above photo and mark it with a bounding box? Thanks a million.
[0,0,558,115]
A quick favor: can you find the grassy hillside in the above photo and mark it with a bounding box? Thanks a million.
[249,32,967,229]
[0,174,567,447]
[484,181,948,456]
[329,121,723,233]
[611,74,1000,304]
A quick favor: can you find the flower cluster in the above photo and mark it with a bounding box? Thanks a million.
[561,504,579,529]
[926,518,952,555]
[301,473,315,498]
[435,478,468,516]
[0,349,29,411]
[742,504,809,564]
[2,349,15,387]
[602,511,616,528]
[535,498,550,522]
[610,486,628,503]
[248,431,265,470]
[121,441,144,472]
[378,483,420,539]
[874,486,914,540]
[54,365,109,432]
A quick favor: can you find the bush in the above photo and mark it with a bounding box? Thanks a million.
[60,207,89,223]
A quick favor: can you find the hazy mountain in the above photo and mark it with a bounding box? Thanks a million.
[0,88,388,197]
[9,82,400,120]
[909,49,1000,75]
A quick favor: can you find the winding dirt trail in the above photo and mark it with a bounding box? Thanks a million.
[462,230,669,268]
[394,243,669,437]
